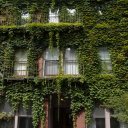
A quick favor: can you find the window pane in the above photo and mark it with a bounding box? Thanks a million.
[65,48,76,60]
[14,62,28,76]
[99,48,112,73]
[44,48,59,60]
[14,50,27,76]
[44,60,59,75]
[18,117,33,128]
[64,61,78,75]
[95,118,105,128]
[15,50,27,62]
[110,117,120,128]
[64,48,78,75]
[99,47,110,60]
[0,102,12,113]
[0,120,14,128]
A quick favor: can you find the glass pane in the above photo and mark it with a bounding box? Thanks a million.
[65,48,76,60]
[64,61,78,75]
[110,117,120,128]
[14,63,28,76]
[0,102,12,113]
[44,60,59,75]
[44,48,59,60]
[15,50,27,62]
[18,117,33,128]
[19,106,32,116]
[0,120,14,128]
[99,48,110,60]
[95,118,105,128]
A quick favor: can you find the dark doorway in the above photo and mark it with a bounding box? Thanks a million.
[53,107,73,128]
[49,95,73,128]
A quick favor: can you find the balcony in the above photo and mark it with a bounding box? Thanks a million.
[0,10,82,26]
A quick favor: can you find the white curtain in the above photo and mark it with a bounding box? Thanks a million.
[44,48,59,75]
[14,50,27,76]
[64,48,78,75]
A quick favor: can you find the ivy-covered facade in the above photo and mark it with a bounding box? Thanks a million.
[0,0,128,128]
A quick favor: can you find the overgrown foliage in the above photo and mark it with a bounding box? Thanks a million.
[0,0,128,127]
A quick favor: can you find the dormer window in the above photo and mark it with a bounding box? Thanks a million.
[21,12,30,24]
[67,9,76,15]
[49,9,59,23]
[14,49,28,76]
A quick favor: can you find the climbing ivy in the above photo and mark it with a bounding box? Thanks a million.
[0,0,128,128]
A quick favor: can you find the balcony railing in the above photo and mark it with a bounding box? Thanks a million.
[0,13,82,26]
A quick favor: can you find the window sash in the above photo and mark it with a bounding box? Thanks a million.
[95,118,105,128]
[0,120,14,128]
[18,116,33,128]
[44,60,59,76]
[64,60,79,75]
[14,61,28,76]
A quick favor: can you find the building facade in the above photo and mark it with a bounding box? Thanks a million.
[0,0,128,128]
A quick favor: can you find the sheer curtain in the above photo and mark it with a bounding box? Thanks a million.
[64,48,78,75]
[44,48,59,76]
[14,50,27,76]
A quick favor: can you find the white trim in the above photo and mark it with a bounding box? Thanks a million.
[105,108,110,128]
[14,115,18,128]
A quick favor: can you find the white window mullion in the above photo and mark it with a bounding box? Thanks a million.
[14,115,18,128]
[105,108,111,128]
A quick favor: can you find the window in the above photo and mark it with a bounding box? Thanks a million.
[64,48,78,75]
[15,107,33,128]
[88,108,123,128]
[99,47,112,73]
[14,49,28,76]
[43,48,78,76]
[43,48,59,76]
[67,9,76,15]
[49,9,59,23]
[0,101,14,128]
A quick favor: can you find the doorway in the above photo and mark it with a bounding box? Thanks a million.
[48,95,73,128]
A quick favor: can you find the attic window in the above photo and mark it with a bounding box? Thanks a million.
[49,9,59,23]
[21,13,30,19]
[67,9,76,15]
